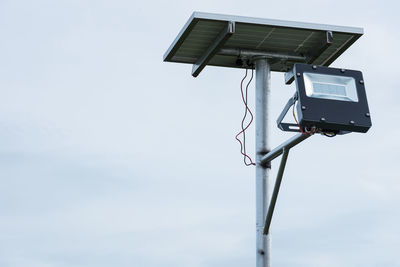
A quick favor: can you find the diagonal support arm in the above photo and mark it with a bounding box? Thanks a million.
[261,133,313,235]
[191,21,235,77]
[264,148,289,235]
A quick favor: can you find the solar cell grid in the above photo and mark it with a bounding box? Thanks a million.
[164,12,363,75]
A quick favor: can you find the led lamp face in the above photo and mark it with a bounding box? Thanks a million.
[303,73,358,102]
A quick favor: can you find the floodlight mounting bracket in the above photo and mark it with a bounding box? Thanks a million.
[285,68,296,85]
[260,133,313,234]
[276,92,301,133]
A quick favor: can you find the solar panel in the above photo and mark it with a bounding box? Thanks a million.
[163,12,363,76]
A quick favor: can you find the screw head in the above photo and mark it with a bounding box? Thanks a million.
[340,69,345,73]
[350,120,355,125]
[320,117,326,122]
[312,65,317,70]
[297,72,301,77]
[365,112,370,117]
[301,106,306,110]
[360,80,364,84]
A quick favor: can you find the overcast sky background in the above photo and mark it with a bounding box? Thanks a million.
[0,0,399,266]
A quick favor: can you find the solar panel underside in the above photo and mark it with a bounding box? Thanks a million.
[164,13,363,72]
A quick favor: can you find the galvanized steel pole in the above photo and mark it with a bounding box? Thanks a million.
[254,57,271,267]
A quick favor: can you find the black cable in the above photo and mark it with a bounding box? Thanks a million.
[323,133,336,137]
[241,68,254,166]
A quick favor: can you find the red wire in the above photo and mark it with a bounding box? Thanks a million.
[235,68,256,166]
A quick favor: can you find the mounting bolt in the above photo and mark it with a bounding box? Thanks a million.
[301,105,306,110]
[320,117,326,122]
[360,80,364,84]
[350,120,355,125]
[312,65,317,70]
[365,112,370,117]
[235,58,243,66]
[340,69,345,73]
[297,72,301,77]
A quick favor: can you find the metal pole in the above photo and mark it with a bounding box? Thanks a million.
[254,57,271,267]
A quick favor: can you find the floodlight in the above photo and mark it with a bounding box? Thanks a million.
[278,63,371,134]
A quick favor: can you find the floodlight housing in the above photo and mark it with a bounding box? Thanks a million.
[284,63,371,134]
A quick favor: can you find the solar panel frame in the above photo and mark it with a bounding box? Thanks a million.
[164,12,363,74]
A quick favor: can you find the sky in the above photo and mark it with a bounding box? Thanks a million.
[0,0,399,266]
